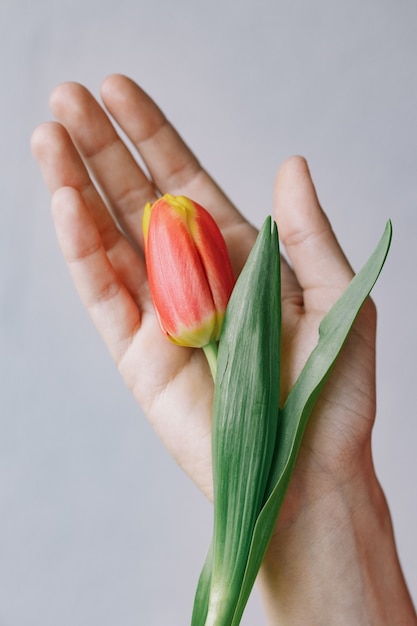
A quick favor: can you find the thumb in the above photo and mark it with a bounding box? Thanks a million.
[273,156,353,312]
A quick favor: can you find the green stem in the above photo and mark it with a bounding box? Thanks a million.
[203,340,218,381]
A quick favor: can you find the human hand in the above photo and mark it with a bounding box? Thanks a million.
[31,75,257,500]
[32,75,416,624]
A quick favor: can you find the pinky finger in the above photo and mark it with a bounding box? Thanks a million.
[52,186,142,363]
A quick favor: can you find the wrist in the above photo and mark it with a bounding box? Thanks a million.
[257,450,417,625]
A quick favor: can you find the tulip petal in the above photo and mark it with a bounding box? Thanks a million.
[147,205,214,342]
[143,194,235,347]
[191,203,235,311]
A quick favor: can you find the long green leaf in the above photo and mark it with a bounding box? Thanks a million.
[190,542,213,625]
[230,220,392,626]
[192,217,281,626]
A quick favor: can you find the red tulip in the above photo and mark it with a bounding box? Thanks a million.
[143,194,235,348]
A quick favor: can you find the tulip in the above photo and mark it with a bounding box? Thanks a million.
[142,194,235,354]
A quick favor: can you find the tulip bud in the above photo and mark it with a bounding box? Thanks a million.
[142,194,235,349]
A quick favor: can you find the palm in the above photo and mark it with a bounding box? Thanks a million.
[32,75,376,511]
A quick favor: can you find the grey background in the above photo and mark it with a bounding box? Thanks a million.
[1,0,416,624]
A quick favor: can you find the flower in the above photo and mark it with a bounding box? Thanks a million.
[142,194,235,348]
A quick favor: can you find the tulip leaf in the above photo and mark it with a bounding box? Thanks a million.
[229,219,392,626]
[191,217,281,626]
[191,541,213,625]
[191,218,392,626]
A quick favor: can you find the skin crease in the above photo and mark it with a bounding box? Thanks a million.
[31,74,417,625]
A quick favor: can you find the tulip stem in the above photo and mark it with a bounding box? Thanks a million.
[203,341,218,381]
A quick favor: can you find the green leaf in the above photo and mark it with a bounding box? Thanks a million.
[191,217,282,626]
[229,219,392,626]
[191,542,213,625]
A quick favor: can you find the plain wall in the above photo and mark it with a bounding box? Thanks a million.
[1,0,416,623]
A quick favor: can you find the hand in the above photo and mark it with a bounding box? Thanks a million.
[32,75,257,499]
[32,75,416,625]
[31,73,364,495]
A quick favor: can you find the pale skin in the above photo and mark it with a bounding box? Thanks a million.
[32,74,416,625]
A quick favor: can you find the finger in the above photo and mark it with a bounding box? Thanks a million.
[100,74,246,232]
[32,122,145,297]
[49,82,156,246]
[31,121,120,252]
[51,186,143,363]
[273,156,354,312]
